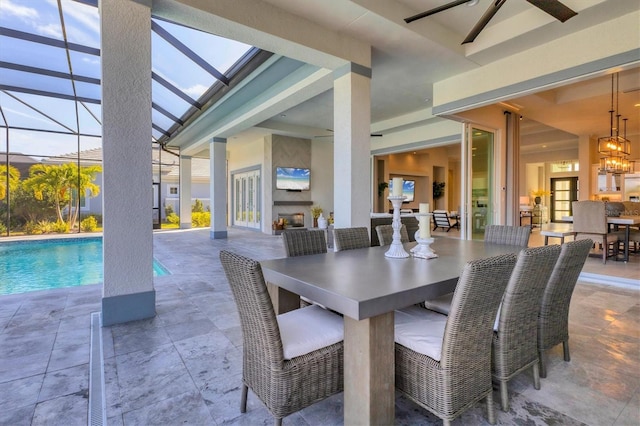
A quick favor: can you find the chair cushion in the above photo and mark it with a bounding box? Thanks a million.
[394,307,448,361]
[423,292,453,315]
[277,305,344,360]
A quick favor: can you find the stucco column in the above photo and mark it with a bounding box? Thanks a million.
[179,155,192,229]
[210,138,228,239]
[100,0,154,326]
[578,135,594,200]
[333,63,371,229]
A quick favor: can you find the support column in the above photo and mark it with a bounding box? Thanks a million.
[179,155,192,229]
[578,135,594,200]
[210,138,228,239]
[505,111,520,225]
[100,0,154,326]
[333,63,371,229]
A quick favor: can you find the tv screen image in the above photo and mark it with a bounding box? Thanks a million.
[388,179,415,202]
[276,167,310,191]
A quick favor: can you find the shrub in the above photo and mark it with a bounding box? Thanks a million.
[165,204,174,216]
[0,221,6,235]
[25,220,54,234]
[80,216,98,232]
[52,221,70,233]
[191,211,210,228]
[166,212,180,224]
[192,199,205,213]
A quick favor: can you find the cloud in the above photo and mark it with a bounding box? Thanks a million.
[0,0,38,19]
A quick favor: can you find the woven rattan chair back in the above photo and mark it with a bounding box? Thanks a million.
[395,253,517,425]
[281,229,327,257]
[538,239,592,378]
[333,227,370,251]
[219,250,344,426]
[484,225,530,247]
[375,224,409,246]
[493,244,561,411]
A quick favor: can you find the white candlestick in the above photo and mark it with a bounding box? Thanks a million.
[392,177,403,197]
[419,203,430,238]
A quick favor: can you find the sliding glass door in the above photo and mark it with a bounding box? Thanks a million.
[464,126,495,240]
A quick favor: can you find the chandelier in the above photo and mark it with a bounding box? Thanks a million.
[598,73,635,174]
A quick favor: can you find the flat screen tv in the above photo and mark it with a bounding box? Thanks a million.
[388,179,415,202]
[276,167,310,191]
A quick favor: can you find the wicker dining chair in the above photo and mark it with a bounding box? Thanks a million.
[281,229,327,308]
[484,224,531,246]
[219,250,344,426]
[281,229,327,257]
[492,244,561,411]
[423,224,530,316]
[333,226,370,251]
[375,224,409,246]
[394,253,518,425]
[538,239,592,378]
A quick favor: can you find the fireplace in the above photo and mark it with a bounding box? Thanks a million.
[277,212,305,228]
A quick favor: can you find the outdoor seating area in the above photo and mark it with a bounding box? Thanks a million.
[0,228,639,425]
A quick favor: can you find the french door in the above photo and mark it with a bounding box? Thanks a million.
[233,169,261,229]
[550,177,578,222]
[463,125,495,240]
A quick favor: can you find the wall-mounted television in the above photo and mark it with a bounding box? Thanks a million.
[388,179,415,202]
[276,167,310,191]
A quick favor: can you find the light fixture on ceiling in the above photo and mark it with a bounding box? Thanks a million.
[598,73,635,174]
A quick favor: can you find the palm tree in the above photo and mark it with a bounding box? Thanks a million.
[24,163,102,230]
[0,164,20,200]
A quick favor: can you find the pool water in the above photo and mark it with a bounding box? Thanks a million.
[0,237,169,296]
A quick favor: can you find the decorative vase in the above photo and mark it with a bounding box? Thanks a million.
[534,196,541,205]
[318,213,327,229]
[313,217,318,228]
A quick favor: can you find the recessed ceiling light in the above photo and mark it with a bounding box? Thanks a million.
[466,0,479,6]
[280,114,286,117]
[542,145,547,148]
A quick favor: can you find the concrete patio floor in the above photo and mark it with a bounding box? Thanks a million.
[0,227,638,425]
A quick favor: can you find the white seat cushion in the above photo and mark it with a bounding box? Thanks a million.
[277,305,344,360]
[394,307,448,361]
[423,292,453,315]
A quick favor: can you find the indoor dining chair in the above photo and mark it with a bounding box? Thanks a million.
[394,253,517,425]
[219,250,344,426]
[538,239,592,378]
[333,226,370,251]
[375,224,409,246]
[572,200,619,264]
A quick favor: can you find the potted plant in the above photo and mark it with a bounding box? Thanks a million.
[433,181,445,200]
[310,205,323,227]
[531,189,550,205]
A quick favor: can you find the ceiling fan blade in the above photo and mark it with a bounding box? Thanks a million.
[525,0,577,22]
[462,0,507,44]
[405,0,472,24]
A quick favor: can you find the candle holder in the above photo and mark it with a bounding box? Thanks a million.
[385,195,410,258]
[411,213,437,259]
[411,235,438,259]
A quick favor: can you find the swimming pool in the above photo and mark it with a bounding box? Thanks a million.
[0,237,169,296]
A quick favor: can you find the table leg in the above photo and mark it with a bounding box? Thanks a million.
[624,225,630,263]
[344,312,395,426]
[266,283,300,314]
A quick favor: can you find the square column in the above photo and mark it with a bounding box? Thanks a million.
[333,63,371,229]
[210,138,228,239]
[100,0,154,326]
[179,155,192,229]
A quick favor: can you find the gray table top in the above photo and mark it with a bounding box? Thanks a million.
[260,238,523,320]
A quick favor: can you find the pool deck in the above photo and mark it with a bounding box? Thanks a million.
[0,227,638,425]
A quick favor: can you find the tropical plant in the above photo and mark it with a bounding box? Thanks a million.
[0,221,6,235]
[433,181,445,200]
[531,189,551,197]
[165,204,174,216]
[80,215,98,232]
[192,211,210,227]
[310,205,323,219]
[23,163,101,230]
[378,181,388,197]
[166,212,180,224]
[10,184,58,225]
[0,164,20,200]
[192,198,205,213]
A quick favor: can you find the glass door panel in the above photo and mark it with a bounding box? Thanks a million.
[232,169,261,229]
[550,177,578,222]
[468,127,494,240]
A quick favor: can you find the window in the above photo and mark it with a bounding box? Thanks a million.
[169,186,178,195]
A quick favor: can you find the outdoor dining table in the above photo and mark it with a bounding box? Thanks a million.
[260,237,524,425]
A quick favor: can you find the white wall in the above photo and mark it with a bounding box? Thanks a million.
[311,139,334,217]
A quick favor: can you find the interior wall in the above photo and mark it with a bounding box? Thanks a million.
[311,139,334,218]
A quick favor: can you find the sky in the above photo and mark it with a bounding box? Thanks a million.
[0,0,253,159]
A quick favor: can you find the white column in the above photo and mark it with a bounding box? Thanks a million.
[100,0,154,326]
[210,137,228,239]
[333,63,371,229]
[179,155,192,229]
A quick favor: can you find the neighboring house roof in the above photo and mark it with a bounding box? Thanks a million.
[46,147,211,179]
[0,152,40,179]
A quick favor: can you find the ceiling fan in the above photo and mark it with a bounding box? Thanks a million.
[404,0,578,44]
